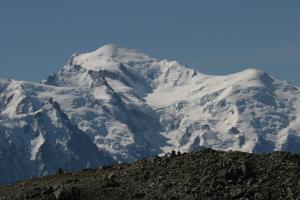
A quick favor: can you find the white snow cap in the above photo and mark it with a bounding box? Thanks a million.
[71,44,157,71]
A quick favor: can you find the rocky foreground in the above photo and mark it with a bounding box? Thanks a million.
[1,149,300,200]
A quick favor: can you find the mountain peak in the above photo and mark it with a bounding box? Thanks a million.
[228,67,274,88]
[69,44,156,71]
[239,67,265,76]
[95,43,126,52]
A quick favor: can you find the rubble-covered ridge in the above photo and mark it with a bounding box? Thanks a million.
[1,149,300,200]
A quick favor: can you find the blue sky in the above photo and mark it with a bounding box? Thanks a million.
[0,0,299,85]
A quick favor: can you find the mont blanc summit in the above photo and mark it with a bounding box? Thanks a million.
[0,44,300,184]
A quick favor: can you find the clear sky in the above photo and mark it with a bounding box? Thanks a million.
[0,0,299,85]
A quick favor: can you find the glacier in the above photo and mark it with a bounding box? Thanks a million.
[0,44,300,184]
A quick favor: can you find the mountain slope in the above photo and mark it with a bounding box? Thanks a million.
[1,149,300,200]
[0,95,113,184]
[0,44,300,184]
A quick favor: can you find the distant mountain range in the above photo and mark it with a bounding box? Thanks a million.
[1,44,300,184]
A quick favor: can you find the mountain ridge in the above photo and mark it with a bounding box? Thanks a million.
[0,44,300,184]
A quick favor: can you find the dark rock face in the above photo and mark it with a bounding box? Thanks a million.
[53,186,81,200]
[1,149,300,200]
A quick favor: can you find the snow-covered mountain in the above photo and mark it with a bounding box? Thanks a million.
[1,44,300,184]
